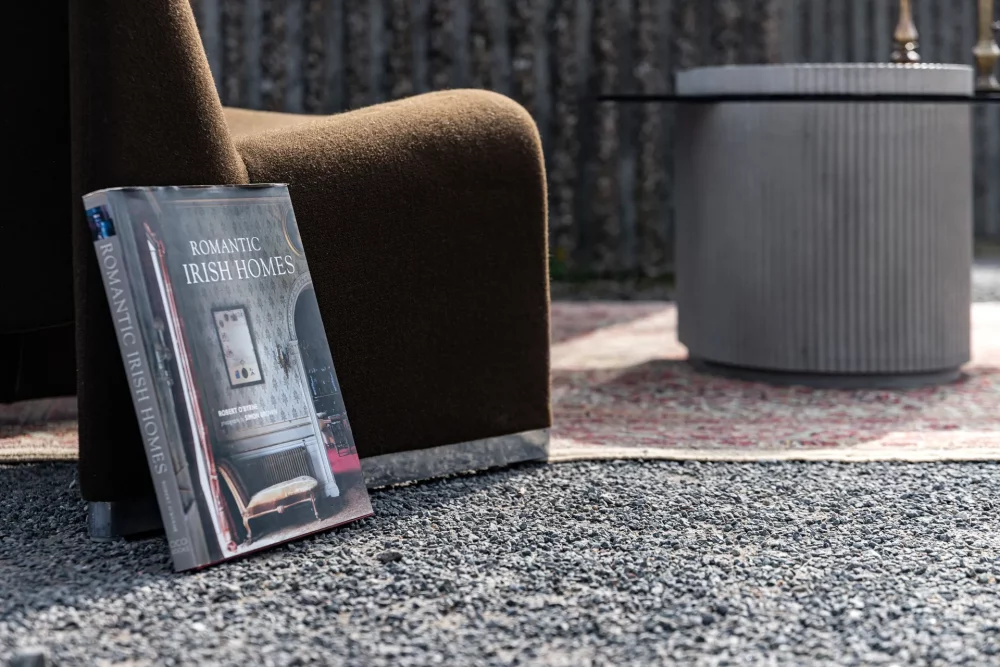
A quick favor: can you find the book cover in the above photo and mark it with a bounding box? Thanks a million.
[83,184,373,571]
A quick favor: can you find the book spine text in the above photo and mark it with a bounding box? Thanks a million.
[85,193,198,571]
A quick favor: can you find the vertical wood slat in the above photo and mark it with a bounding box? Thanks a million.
[573,0,596,271]
[545,0,576,272]
[741,0,762,63]
[489,0,512,95]
[370,0,386,102]
[452,0,471,88]
[617,0,637,273]
[387,0,415,99]
[873,0,890,63]
[738,0,755,63]
[850,0,867,62]
[927,0,944,62]
[532,0,555,264]
[245,0,263,108]
[761,0,782,62]
[411,0,431,95]
[428,0,452,90]
[986,0,1000,238]
[936,0,954,63]
[912,0,927,61]
[715,0,740,65]
[698,0,714,65]
[285,0,304,112]
[659,0,676,273]
[830,0,847,62]
[302,0,325,112]
[967,0,986,237]
[593,1,622,274]
[345,0,371,109]
[468,0,491,87]
[199,0,225,92]
[779,0,800,61]
[324,0,346,112]
[808,0,826,62]
[261,0,288,111]
[220,0,243,106]
[534,0,552,159]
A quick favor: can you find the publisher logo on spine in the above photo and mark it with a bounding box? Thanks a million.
[87,205,116,241]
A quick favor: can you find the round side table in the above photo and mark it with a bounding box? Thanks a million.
[671,64,975,388]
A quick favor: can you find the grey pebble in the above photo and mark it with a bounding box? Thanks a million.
[8,647,52,667]
[376,550,403,564]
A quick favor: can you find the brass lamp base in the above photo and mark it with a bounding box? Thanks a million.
[975,74,1000,93]
[972,11,1000,92]
[891,0,920,63]
[891,43,921,64]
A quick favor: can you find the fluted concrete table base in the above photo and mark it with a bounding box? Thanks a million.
[675,64,975,387]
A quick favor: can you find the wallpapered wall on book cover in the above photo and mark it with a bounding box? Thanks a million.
[142,191,347,516]
[174,202,310,448]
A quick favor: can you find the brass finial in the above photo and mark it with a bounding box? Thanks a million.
[972,0,1000,91]
[891,0,920,63]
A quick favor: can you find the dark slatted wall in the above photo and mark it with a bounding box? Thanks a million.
[191,0,1000,278]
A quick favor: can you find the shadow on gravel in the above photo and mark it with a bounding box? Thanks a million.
[0,459,550,619]
[0,463,175,615]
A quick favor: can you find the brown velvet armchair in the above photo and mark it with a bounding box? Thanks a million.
[2,1,551,537]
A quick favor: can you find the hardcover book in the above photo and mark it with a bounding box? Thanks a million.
[83,184,373,571]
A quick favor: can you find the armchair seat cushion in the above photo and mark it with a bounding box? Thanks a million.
[223,107,315,138]
[246,476,319,517]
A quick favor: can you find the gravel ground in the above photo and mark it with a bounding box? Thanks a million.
[2,460,999,666]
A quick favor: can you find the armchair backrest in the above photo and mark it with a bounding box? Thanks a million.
[67,1,250,496]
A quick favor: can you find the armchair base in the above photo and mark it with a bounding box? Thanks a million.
[87,496,163,542]
[361,427,550,489]
[86,428,550,540]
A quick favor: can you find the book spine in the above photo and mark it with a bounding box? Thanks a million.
[83,192,199,571]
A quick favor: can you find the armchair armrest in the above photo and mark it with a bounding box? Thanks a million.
[233,89,552,461]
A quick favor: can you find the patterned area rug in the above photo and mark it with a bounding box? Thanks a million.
[550,302,1000,462]
[0,421,79,463]
[3,303,1000,464]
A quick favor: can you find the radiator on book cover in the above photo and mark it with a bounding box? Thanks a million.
[240,445,314,494]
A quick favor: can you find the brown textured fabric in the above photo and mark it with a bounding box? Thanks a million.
[235,90,551,457]
[224,107,314,137]
[10,0,551,502]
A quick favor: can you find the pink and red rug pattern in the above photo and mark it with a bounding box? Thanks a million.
[549,303,1000,461]
[4,303,1000,463]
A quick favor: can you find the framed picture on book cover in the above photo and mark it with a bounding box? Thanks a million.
[282,206,304,257]
[213,306,265,388]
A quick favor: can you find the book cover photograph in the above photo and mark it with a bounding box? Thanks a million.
[83,184,373,571]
